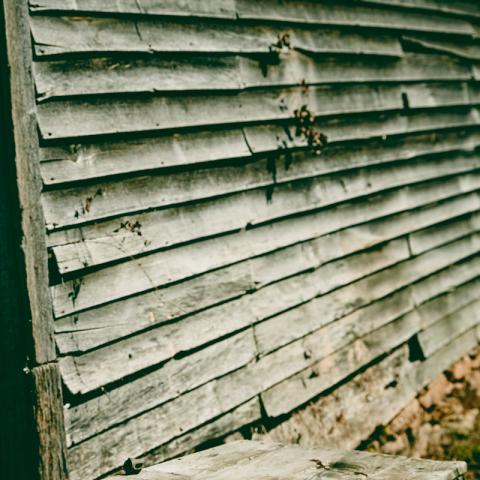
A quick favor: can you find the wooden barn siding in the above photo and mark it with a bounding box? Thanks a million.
[26,1,480,478]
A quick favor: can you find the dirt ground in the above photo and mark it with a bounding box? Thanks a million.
[362,349,480,479]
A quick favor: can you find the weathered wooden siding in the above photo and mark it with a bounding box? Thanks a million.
[26,1,480,478]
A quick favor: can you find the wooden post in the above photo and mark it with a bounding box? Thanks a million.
[0,1,68,479]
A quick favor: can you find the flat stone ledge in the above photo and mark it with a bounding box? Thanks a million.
[108,440,467,479]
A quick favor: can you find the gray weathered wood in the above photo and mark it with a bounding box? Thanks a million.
[415,277,480,330]
[355,0,480,19]
[59,239,408,394]
[32,364,68,480]
[64,331,256,445]
[136,440,466,480]
[39,109,480,186]
[46,140,480,275]
[30,0,475,36]
[266,327,479,451]
[68,399,262,480]
[52,179,480,352]
[4,0,55,363]
[403,34,480,60]
[410,210,480,255]
[36,84,403,140]
[29,0,237,18]
[235,0,474,35]
[3,2,68,480]
[30,15,402,58]
[32,53,471,101]
[261,299,480,417]
[418,299,480,356]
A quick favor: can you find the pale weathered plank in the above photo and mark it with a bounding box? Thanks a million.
[52,177,480,349]
[40,127,251,186]
[64,330,257,444]
[65,287,413,445]
[243,108,480,156]
[30,15,402,58]
[33,52,472,101]
[415,277,480,330]
[36,84,403,140]
[46,134,480,273]
[39,108,480,186]
[235,0,475,35]
[260,296,480,417]
[59,232,480,396]
[418,299,480,356]
[409,210,480,255]
[29,0,237,18]
[49,156,480,317]
[66,309,470,480]
[139,440,466,480]
[47,181,480,278]
[65,328,395,479]
[44,148,480,252]
[404,82,480,109]
[30,0,476,37]
[355,0,480,19]
[403,34,480,61]
[67,398,262,480]
[58,239,409,393]
[266,326,479,451]
[255,234,480,356]
[55,191,480,354]
[140,398,262,471]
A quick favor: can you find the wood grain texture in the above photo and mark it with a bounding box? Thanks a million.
[62,247,480,446]
[135,440,466,480]
[355,0,480,18]
[32,364,68,480]
[39,109,480,186]
[30,15,402,57]
[2,2,67,480]
[33,53,472,101]
[29,0,237,18]
[235,0,475,36]
[403,34,480,60]
[29,0,475,36]
[45,133,480,275]
[25,1,480,476]
[53,190,480,354]
[36,84,404,140]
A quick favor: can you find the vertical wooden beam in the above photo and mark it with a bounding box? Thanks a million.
[0,1,68,479]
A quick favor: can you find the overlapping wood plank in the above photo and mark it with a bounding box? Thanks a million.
[33,53,472,101]
[43,148,480,240]
[51,178,480,348]
[39,109,480,186]
[67,398,262,480]
[30,0,237,18]
[139,440,466,480]
[49,154,480,318]
[46,131,480,274]
[418,299,480,356]
[403,34,480,60]
[54,191,480,354]
[29,0,475,36]
[58,239,409,394]
[235,0,475,36]
[355,0,480,19]
[261,292,480,417]
[36,84,404,140]
[30,15,402,58]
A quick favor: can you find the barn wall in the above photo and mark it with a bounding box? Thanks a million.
[26,1,480,478]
